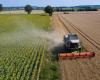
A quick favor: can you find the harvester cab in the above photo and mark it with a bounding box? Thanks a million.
[59,33,95,60]
[64,33,81,51]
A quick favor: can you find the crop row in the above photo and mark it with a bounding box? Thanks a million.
[0,40,46,80]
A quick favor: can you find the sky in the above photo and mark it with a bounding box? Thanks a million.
[0,0,100,7]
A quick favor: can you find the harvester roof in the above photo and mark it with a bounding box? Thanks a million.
[64,33,80,43]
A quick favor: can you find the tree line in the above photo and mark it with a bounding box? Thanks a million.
[0,4,98,16]
[0,4,53,16]
[54,7,98,12]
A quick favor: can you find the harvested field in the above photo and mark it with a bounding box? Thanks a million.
[52,12,100,80]
[0,10,44,14]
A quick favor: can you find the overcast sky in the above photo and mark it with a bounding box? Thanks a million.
[0,0,100,7]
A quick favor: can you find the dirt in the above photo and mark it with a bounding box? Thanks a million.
[52,12,100,80]
[52,14,67,39]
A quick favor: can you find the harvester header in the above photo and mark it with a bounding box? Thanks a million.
[59,52,95,60]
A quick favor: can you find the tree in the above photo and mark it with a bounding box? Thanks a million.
[24,5,33,14]
[44,5,53,16]
[0,4,3,12]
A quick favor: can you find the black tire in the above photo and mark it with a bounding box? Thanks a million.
[63,44,67,51]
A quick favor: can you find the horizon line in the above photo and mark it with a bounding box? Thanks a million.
[2,4,100,7]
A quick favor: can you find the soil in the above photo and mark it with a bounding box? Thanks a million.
[52,14,67,38]
[52,12,100,80]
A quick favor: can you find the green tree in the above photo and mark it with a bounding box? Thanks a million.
[44,5,53,16]
[0,4,3,12]
[24,5,33,14]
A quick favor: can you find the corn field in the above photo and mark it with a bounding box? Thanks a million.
[0,39,46,80]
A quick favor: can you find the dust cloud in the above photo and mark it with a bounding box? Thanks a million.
[0,17,63,50]
[0,27,63,50]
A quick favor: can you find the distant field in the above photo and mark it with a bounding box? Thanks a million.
[0,10,44,14]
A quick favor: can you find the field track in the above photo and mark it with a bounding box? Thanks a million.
[52,12,100,80]
[58,14,100,51]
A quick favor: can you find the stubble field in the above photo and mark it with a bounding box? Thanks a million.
[52,11,100,80]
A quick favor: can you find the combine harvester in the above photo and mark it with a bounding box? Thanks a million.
[59,33,95,60]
